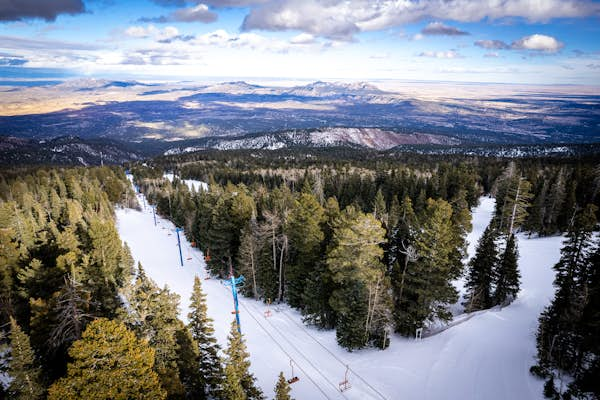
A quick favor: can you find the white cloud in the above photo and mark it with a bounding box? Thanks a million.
[241,0,599,40]
[124,25,180,41]
[290,33,315,45]
[191,29,299,52]
[511,34,564,52]
[125,25,153,38]
[419,50,462,59]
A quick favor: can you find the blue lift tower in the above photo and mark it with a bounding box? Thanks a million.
[223,260,245,333]
[175,227,184,267]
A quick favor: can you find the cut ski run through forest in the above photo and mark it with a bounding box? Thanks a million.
[116,175,562,400]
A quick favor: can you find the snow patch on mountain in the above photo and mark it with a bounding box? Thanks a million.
[163,128,459,154]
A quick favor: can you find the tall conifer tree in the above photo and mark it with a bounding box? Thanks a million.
[493,234,520,306]
[274,372,293,400]
[188,276,223,398]
[8,317,45,400]
[532,204,598,398]
[285,186,324,308]
[224,321,263,400]
[464,222,498,312]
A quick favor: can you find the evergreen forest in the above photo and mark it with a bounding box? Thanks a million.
[0,149,598,399]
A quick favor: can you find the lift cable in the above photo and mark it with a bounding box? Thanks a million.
[278,310,389,400]
[236,299,332,400]
[244,301,349,400]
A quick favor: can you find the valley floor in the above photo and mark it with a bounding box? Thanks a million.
[116,184,561,400]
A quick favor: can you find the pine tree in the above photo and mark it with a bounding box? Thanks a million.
[493,234,520,306]
[372,188,387,224]
[387,195,401,235]
[47,318,166,400]
[224,320,263,400]
[532,204,598,397]
[464,222,498,312]
[274,372,293,400]
[285,189,324,308]
[525,179,547,235]
[8,317,45,400]
[173,325,202,399]
[188,276,223,398]
[567,239,600,398]
[120,263,185,398]
[543,170,566,235]
[326,208,390,349]
[301,197,341,329]
[85,216,129,314]
[206,197,236,274]
[222,363,245,400]
[395,199,461,336]
[389,196,418,332]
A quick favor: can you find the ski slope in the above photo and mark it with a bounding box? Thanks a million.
[116,187,561,400]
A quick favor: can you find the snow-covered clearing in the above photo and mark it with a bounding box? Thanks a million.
[164,172,208,192]
[116,186,561,400]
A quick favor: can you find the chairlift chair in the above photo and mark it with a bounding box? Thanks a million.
[264,298,272,318]
[339,365,351,392]
[287,360,299,384]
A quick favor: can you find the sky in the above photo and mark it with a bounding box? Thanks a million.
[1,0,600,85]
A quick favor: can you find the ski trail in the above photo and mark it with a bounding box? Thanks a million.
[117,179,558,400]
[117,184,385,399]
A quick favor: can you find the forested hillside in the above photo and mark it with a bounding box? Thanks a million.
[132,151,599,350]
[0,167,272,399]
[1,151,598,399]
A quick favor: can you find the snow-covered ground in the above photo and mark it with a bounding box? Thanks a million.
[163,172,208,192]
[116,186,561,400]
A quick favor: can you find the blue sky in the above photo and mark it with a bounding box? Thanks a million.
[1,0,599,84]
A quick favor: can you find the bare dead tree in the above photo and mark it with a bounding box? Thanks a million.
[397,240,419,307]
[48,275,92,350]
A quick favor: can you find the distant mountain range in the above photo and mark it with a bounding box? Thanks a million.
[2,133,598,166]
[1,79,599,149]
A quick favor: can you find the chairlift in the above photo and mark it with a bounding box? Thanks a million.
[264,298,272,318]
[287,360,299,384]
[339,365,351,392]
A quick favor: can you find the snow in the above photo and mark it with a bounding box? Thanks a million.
[163,173,208,192]
[116,181,561,400]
